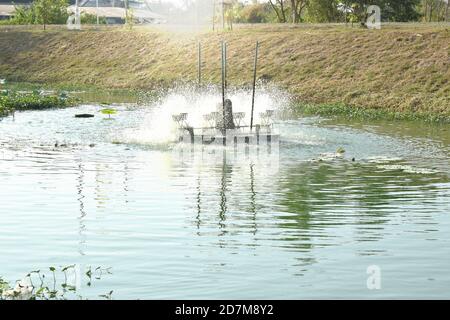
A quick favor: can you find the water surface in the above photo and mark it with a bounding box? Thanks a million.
[0,104,449,299]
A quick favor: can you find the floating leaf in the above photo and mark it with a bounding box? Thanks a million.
[100,108,117,115]
[62,264,75,272]
[100,108,117,119]
[36,287,46,295]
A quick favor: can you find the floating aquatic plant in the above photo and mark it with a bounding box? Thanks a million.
[100,108,117,119]
[0,91,78,118]
[0,265,112,300]
[296,103,450,124]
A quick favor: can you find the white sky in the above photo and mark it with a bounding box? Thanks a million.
[149,0,254,9]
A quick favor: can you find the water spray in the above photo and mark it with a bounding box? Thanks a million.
[160,41,279,147]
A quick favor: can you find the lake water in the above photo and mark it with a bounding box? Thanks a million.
[0,97,449,299]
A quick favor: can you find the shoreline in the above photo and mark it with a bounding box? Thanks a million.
[294,103,450,124]
[1,83,449,124]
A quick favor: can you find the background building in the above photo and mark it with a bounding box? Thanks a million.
[0,0,167,23]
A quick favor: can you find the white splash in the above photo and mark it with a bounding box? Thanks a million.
[119,85,289,146]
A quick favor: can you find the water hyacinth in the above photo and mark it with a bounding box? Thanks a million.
[0,266,112,300]
[0,90,78,117]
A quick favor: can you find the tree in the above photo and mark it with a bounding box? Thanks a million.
[10,5,36,24]
[33,0,69,30]
[383,0,421,21]
[5,0,68,27]
[237,3,270,23]
[424,0,450,21]
[338,0,421,24]
[268,0,308,23]
[268,0,288,22]
[265,0,424,23]
[306,0,341,22]
[290,0,309,23]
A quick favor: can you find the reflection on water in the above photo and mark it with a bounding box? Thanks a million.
[0,104,449,299]
[278,161,448,245]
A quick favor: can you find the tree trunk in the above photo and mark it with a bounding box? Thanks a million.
[435,0,442,21]
[291,0,308,24]
[269,0,282,23]
[269,0,287,23]
[429,1,433,22]
[280,1,286,22]
[446,1,449,21]
[438,0,448,21]
[291,0,298,23]
[439,0,446,21]
[292,11,297,23]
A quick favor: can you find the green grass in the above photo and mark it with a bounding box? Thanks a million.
[0,91,78,117]
[295,103,450,124]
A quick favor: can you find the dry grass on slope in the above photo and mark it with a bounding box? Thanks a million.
[0,23,449,116]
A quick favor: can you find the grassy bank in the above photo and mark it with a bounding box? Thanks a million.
[0,91,78,117]
[295,103,450,123]
[0,23,449,120]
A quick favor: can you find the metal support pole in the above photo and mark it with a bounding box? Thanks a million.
[224,41,227,90]
[125,0,129,24]
[250,41,259,132]
[96,0,99,25]
[198,42,201,86]
[221,41,226,134]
